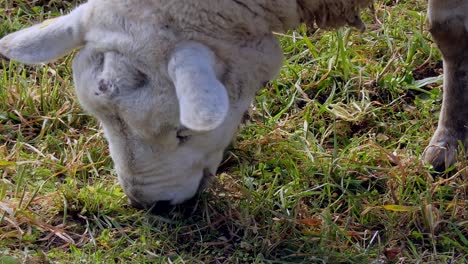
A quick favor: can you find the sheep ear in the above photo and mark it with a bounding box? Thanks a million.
[168,42,229,131]
[0,4,87,64]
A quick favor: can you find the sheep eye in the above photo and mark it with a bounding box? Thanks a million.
[176,128,191,144]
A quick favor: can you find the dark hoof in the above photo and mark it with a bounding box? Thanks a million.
[422,144,457,172]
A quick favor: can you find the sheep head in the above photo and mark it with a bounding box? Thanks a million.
[0,0,371,209]
[0,1,283,208]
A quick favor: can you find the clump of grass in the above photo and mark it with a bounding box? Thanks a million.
[1,0,466,263]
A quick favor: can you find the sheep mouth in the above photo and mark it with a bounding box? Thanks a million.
[148,196,201,216]
[131,168,214,215]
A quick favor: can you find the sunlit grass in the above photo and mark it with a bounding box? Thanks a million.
[0,0,466,263]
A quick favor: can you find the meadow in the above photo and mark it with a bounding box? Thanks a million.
[0,0,466,263]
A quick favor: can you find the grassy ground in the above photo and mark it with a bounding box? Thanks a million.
[0,0,467,263]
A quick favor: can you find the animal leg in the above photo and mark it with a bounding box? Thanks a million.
[423,0,468,171]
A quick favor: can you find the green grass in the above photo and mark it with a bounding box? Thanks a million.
[0,0,467,263]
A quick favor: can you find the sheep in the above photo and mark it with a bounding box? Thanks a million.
[0,0,465,209]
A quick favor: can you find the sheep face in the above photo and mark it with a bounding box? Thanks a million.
[0,2,283,208]
[72,43,244,207]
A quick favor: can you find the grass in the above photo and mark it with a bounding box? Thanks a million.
[0,0,467,263]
